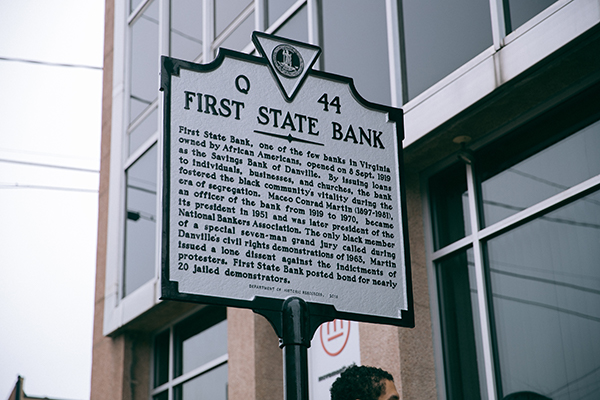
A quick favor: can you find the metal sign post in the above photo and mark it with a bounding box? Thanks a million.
[281,297,310,400]
[160,32,413,400]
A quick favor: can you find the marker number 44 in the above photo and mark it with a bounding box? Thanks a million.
[318,93,341,114]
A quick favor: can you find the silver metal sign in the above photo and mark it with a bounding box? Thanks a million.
[161,32,413,326]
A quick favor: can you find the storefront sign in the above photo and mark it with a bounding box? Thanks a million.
[161,32,413,326]
[309,320,360,400]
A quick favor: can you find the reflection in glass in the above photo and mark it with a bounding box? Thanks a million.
[123,145,157,297]
[506,0,558,33]
[171,0,203,61]
[487,191,600,399]
[321,0,391,105]
[184,319,227,374]
[130,0,159,123]
[215,0,253,37]
[403,0,492,101]
[267,0,298,27]
[481,119,600,227]
[437,248,487,399]
[273,4,308,43]
[429,162,471,250]
[175,309,228,376]
[219,11,255,52]
[175,363,228,400]
[128,107,157,156]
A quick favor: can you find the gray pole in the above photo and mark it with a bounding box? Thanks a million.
[280,297,311,400]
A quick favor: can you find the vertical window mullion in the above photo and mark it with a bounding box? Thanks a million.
[488,0,508,50]
[385,0,407,107]
[159,0,170,57]
[255,0,267,31]
[168,325,174,400]
[154,0,168,290]
[466,161,498,400]
[203,0,215,62]
[307,0,323,71]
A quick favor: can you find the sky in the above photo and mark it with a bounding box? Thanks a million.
[0,1,105,399]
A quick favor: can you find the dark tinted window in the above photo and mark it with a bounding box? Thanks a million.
[123,145,157,296]
[403,0,493,100]
[429,162,471,250]
[437,248,486,399]
[506,0,558,32]
[174,308,228,377]
[481,118,600,227]
[322,0,391,105]
[487,190,600,398]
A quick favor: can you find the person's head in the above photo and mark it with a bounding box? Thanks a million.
[330,365,399,400]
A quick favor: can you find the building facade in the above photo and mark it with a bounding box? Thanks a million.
[91,0,600,399]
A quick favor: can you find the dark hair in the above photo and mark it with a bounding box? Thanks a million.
[503,392,551,400]
[330,365,394,400]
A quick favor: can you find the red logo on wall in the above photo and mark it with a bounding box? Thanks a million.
[320,320,351,356]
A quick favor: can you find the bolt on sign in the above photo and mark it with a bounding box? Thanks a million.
[161,32,413,327]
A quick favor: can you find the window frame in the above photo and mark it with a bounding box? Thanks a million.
[422,101,600,399]
[150,306,229,400]
[102,0,585,335]
[104,0,315,335]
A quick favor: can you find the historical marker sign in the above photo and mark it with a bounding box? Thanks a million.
[161,32,413,327]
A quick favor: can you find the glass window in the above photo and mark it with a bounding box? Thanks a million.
[130,0,145,13]
[481,119,600,227]
[437,248,487,399]
[130,0,160,124]
[153,391,168,400]
[174,308,228,376]
[429,162,471,250]
[152,308,228,400]
[321,0,391,105]
[175,364,228,400]
[506,0,558,33]
[128,107,158,156]
[171,0,203,61]
[430,109,600,399]
[154,330,170,388]
[403,0,493,101]
[219,11,255,52]
[487,190,600,398]
[215,0,253,37]
[273,4,308,43]
[267,0,298,27]
[123,144,157,297]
